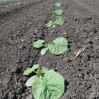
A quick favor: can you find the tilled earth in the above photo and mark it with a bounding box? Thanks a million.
[0,0,99,99]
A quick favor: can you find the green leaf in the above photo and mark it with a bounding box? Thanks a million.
[41,48,48,55]
[50,10,63,15]
[44,70,64,98]
[31,64,39,70]
[55,16,64,25]
[33,40,45,48]
[46,21,53,28]
[32,77,48,99]
[26,75,38,87]
[48,37,68,55]
[23,64,39,76]
[51,24,56,28]
[23,68,33,76]
[32,70,64,99]
[55,2,61,7]
[36,67,41,77]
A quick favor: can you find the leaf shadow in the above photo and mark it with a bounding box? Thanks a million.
[64,80,69,93]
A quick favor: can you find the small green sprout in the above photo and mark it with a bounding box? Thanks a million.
[50,9,63,15]
[33,37,68,55]
[45,16,64,28]
[55,2,61,7]
[45,20,56,28]
[54,16,64,25]
[46,16,64,28]
[23,65,65,99]
[46,1,64,28]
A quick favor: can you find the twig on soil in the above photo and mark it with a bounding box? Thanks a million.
[74,45,87,59]
[14,74,18,85]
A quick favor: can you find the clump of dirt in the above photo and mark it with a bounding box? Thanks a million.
[0,0,99,99]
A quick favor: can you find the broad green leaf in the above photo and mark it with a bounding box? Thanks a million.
[48,37,68,55]
[50,10,63,15]
[53,37,67,45]
[26,75,38,87]
[31,64,39,70]
[33,40,45,48]
[23,64,39,76]
[32,70,64,99]
[55,2,61,7]
[55,16,64,25]
[41,48,48,55]
[46,21,53,28]
[32,77,49,99]
[23,68,33,76]
[44,70,64,99]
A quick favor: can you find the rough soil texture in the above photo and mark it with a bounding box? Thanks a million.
[0,0,99,99]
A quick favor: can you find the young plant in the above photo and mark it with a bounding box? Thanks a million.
[23,64,65,99]
[55,2,61,7]
[46,16,64,28]
[50,9,63,15]
[46,1,64,28]
[33,37,68,55]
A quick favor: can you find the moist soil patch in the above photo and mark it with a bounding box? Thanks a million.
[0,0,99,99]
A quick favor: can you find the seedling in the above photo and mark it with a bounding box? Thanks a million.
[46,1,64,28]
[50,9,63,15]
[46,20,56,28]
[23,64,65,99]
[33,37,68,55]
[54,16,64,25]
[46,16,64,28]
[55,2,61,7]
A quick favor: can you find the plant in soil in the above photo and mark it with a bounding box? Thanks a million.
[33,37,68,55]
[46,1,64,28]
[23,64,65,99]
[55,2,61,7]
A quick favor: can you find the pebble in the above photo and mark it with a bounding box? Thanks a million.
[94,74,99,79]
[93,63,99,72]
[10,66,17,72]
[19,45,26,50]
[17,82,23,88]
[8,91,15,99]
[25,94,33,99]
[2,74,11,87]
[88,94,96,99]
[16,88,23,94]
[16,58,22,63]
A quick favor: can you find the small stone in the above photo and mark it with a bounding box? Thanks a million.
[87,16,92,20]
[91,27,97,33]
[16,88,23,94]
[8,91,15,99]
[10,66,17,72]
[88,94,96,99]
[0,88,2,98]
[85,38,92,44]
[93,63,99,72]
[90,84,97,92]
[25,94,32,99]
[19,45,26,50]
[94,74,99,79]
[2,74,11,87]
[16,58,21,63]
[22,77,27,83]
[22,93,25,97]
[17,82,22,88]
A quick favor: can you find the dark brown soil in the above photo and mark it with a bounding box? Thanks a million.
[0,0,99,99]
